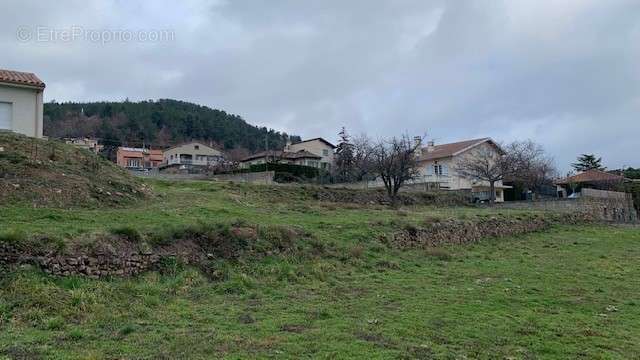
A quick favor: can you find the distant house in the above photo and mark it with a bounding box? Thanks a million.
[239,149,322,169]
[416,138,510,202]
[0,69,45,138]
[162,141,224,169]
[555,169,627,198]
[286,138,336,170]
[65,138,103,154]
[116,147,163,169]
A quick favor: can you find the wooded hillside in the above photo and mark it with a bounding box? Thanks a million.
[44,99,300,154]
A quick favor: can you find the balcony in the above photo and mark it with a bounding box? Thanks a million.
[163,156,223,167]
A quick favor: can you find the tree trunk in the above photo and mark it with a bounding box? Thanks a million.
[489,181,496,204]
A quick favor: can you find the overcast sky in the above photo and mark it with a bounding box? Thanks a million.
[1,0,639,171]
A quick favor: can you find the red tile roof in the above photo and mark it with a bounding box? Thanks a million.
[555,169,625,185]
[0,69,45,89]
[418,138,500,161]
[294,137,336,148]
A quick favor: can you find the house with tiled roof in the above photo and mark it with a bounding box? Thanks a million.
[239,137,335,170]
[116,147,164,170]
[415,137,510,202]
[555,169,628,198]
[0,68,45,138]
[239,149,322,169]
[286,138,336,170]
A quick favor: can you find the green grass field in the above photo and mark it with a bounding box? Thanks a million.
[1,181,639,359]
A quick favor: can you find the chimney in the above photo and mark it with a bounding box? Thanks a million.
[413,136,422,148]
[284,138,292,152]
[426,140,435,152]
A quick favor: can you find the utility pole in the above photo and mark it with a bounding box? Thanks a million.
[265,133,269,175]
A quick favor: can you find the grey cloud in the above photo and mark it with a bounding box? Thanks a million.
[1,0,638,170]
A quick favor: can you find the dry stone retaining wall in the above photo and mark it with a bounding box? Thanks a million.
[495,196,638,224]
[0,242,163,278]
[390,214,593,249]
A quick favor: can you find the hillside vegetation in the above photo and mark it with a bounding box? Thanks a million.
[0,132,150,208]
[1,180,639,358]
[44,99,300,153]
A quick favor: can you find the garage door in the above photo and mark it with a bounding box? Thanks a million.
[0,102,12,130]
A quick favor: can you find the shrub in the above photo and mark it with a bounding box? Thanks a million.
[0,230,27,245]
[119,324,137,336]
[156,256,186,276]
[109,226,142,243]
[257,225,297,253]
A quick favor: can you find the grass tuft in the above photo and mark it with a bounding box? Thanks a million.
[424,247,452,261]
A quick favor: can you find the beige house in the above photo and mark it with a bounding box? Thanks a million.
[286,138,336,170]
[162,141,224,167]
[65,138,104,154]
[239,150,322,169]
[416,138,509,202]
[0,69,45,138]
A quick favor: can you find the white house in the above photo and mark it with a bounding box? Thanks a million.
[416,138,509,202]
[162,141,224,167]
[286,138,336,170]
[0,69,45,138]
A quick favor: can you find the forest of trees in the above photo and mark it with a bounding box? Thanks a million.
[44,99,300,157]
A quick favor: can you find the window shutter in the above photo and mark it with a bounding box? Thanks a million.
[442,164,449,175]
[426,165,433,175]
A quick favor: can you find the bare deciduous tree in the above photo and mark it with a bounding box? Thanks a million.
[505,140,557,192]
[371,135,421,206]
[455,145,508,204]
[457,140,558,203]
[352,134,375,182]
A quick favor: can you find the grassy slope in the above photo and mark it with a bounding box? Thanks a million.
[0,132,148,208]
[1,181,639,359]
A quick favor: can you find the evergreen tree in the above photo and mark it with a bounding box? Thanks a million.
[571,154,605,172]
[334,127,355,182]
[43,99,300,153]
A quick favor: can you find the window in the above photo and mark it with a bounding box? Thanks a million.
[194,145,200,150]
[433,164,448,176]
[127,159,141,168]
[0,102,12,130]
[322,149,329,156]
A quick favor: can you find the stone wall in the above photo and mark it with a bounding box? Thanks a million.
[495,195,638,224]
[0,242,163,278]
[390,213,592,249]
[311,187,470,206]
[211,171,275,184]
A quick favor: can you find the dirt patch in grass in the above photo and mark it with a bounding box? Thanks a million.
[280,324,308,333]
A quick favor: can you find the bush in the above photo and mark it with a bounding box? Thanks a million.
[109,226,142,243]
[0,230,27,245]
[257,225,297,253]
[156,256,186,276]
